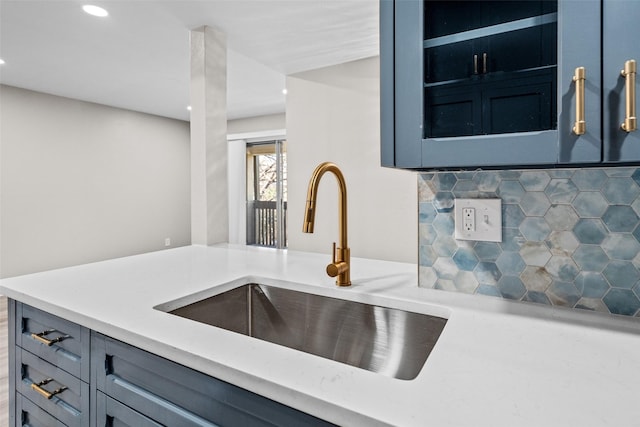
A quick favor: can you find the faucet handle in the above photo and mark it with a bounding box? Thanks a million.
[326,242,349,278]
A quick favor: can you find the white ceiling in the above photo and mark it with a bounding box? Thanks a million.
[0,0,379,121]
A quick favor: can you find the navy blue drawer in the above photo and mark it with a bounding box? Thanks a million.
[17,303,90,381]
[16,348,89,427]
[15,393,68,427]
[96,391,164,427]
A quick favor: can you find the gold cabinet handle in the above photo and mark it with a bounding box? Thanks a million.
[573,67,586,135]
[30,329,69,346]
[31,378,68,400]
[621,59,637,132]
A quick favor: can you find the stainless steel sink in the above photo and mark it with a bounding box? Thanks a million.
[161,283,447,380]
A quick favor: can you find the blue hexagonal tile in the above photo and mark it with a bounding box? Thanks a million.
[499,171,523,180]
[434,192,454,213]
[418,175,436,200]
[523,291,551,305]
[476,284,502,297]
[603,288,640,316]
[434,172,457,191]
[453,248,479,271]
[503,204,526,228]
[497,276,526,299]
[575,298,609,313]
[601,177,640,204]
[472,172,500,192]
[544,179,579,204]
[452,181,481,198]
[474,241,502,261]
[435,280,456,291]
[547,281,581,307]
[500,228,526,252]
[572,245,609,271]
[419,223,438,245]
[433,214,455,235]
[635,281,640,299]
[631,169,640,186]
[433,257,458,280]
[497,180,525,203]
[519,217,551,242]
[572,192,609,218]
[571,169,608,191]
[546,231,580,255]
[546,256,579,281]
[603,260,640,288]
[419,267,437,287]
[419,245,438,267]
[605,167,635,177]
[519,242,552,267]
[519,192,551,216]
[519,171,551,191]
[602,205,639,232]
[474,262,502,285]
[602,234,640,261]
[547,169,574,179]
[544,205,579,231]
[573,218,608,244]
[520,265,553,292]
[496,251,526,275]
[453,271,479,293]
[419,202,437,224]
[433,235,458,257]
[574,272,611,298]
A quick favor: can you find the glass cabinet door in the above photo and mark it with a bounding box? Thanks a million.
[423,0,558,139]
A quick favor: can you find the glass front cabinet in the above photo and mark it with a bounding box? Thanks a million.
[380,0,639,169]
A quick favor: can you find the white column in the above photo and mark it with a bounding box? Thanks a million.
[190,26,228,245]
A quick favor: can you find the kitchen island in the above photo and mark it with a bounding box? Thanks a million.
[2,244,640,426]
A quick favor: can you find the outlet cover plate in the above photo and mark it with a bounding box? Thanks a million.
[454,198,502,242]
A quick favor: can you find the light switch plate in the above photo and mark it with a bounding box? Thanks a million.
[454,198,502,242]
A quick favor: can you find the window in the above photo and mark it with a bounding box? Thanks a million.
[246,140,287,248]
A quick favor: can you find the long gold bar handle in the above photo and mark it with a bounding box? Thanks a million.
[31,329,69,346]
[473,54,478,75]
[482,53,488,74]
[621,59,637,132]
[573,67,586,135]
[31,378,68,400]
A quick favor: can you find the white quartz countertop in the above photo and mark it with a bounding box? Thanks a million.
[2,244,640,426]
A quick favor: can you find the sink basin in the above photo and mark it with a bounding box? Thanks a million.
[158,282,447,380]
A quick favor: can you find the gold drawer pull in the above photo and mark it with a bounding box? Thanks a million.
[621,59,637,132]
[31,378,68,400]
[30,329,69,346]
[573,67,586,135]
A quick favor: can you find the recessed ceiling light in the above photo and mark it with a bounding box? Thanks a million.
[187,106,192,111]
[82,5,109,17]
[282,89,288,95]
[0,59,5,65]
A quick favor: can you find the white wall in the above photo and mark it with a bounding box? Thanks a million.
[0,85,191,278]
[286,57,417,263]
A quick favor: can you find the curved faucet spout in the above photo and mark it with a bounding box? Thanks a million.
[302,162,350,286]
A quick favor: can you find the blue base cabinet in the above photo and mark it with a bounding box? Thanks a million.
[8,300,335,427]
[381,0,639,169]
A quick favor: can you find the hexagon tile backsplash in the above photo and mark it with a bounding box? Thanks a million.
[418,168,640,317]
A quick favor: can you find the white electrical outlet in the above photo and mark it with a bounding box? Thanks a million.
[462,207,475,231]
[165,238,171,247]
[455,199,502,242]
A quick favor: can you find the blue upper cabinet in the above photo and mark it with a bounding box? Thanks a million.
[381,0,638,169]
[602,0,639,162]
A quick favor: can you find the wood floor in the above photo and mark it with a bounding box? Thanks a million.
[1,296,8,427]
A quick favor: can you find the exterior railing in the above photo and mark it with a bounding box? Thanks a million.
[247,201,287,248]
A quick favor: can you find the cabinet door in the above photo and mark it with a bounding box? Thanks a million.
[381,0,602,169]
[16,393,68,427]
[602,0,640,162]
